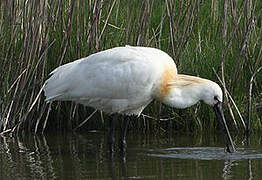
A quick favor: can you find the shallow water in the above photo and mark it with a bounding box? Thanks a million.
[0,130,262,179]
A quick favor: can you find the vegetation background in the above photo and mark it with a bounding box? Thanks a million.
[0,0,261,135]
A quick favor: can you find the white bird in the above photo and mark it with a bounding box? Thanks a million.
[44,45,235,153]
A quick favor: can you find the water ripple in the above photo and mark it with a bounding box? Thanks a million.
[147,147,262,160]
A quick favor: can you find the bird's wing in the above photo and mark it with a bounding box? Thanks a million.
[44,46,176,114]
[44,46,174,99]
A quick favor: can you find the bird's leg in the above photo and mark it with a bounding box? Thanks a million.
[119,115,130,152]
[108,113,118,153]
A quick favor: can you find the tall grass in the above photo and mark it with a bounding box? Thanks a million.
[0,0,261,134]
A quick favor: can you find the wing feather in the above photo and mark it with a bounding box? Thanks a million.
[44,46,176,114]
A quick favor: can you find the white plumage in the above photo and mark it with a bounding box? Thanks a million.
[44,45,223,115]
[44,45,176,115]
[43,45,236,153]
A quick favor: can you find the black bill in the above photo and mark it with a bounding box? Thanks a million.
[213,101,236,153]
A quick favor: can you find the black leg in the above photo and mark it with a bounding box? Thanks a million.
[119,115,130,152]
[108,113,118,153]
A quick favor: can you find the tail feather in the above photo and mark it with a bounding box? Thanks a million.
[44,93,64,102]
[44,61,79,102]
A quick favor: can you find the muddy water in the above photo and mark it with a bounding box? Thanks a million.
[0,130,262,179]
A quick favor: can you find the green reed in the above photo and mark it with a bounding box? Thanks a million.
[0,0,261,134]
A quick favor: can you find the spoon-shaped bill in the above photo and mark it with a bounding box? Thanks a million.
[213,102,236,153]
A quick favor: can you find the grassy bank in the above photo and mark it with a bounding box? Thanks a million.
[0,0,261,134]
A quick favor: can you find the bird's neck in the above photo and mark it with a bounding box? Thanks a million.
[159,74,208,109]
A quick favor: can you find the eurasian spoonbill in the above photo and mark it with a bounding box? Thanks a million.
[44,45,236,153]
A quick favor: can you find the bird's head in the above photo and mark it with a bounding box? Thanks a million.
[161,75,223,109]
[200,80,236,152]
[161,75,236,152]
[201,80,223,107]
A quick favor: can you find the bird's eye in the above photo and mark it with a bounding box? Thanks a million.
[214,96,218,101]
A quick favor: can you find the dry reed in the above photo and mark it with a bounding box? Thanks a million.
[0,0,261,134]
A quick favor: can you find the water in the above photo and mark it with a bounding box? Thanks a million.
[0,131,262,179]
